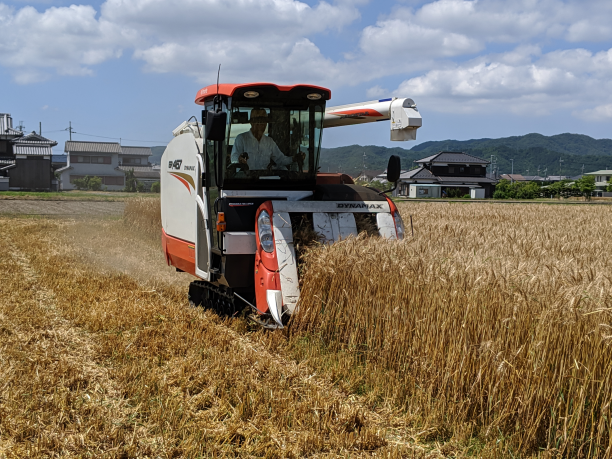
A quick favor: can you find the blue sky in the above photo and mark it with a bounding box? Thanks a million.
[1,0,612,151]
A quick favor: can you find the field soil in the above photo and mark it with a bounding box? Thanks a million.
[0,200,125,216]
[1,198,612,457]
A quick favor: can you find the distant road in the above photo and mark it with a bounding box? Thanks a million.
[0,200,125,216]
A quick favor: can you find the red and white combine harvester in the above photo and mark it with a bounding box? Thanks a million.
[161,83,422,327]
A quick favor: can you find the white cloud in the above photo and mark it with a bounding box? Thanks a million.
[0,0,359,84]
[0,3,128,83]
[2,0,612,126]
[106,0,360,85]
[366,85,390,99]
[576,104,612,120]
[360,19,482,59]
[395,46,612,116]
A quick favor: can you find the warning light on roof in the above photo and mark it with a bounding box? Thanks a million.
[307,93,322,100]
[244,91,259,98]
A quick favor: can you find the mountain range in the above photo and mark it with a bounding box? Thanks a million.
[320,133,612,177]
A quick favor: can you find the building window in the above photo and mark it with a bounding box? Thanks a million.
[448,166,454,173]
[103,176,124,186]
[460,167,465,173]
[122,157,142,165]
[74,155,111,164]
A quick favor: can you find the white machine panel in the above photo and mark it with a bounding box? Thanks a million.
[377,213,397,240]
[313,213,334,244]
[272,200,390,214]
[313,212,358,244]
[161,133,202,243]
[272,211,300,313]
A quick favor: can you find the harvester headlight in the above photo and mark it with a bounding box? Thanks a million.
[258,210,274,253]
[244,91,259,98]
[393,211,405,240]
[307,93,322,100]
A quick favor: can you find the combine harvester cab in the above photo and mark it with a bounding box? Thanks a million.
[161,83,422,327]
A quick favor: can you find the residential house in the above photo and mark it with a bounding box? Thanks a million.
[0,113,22,189]
[584,170,612,193]
[0,113,22,156]
[7,132,58,190]
[58,141,156,191]
[354,169,385,182]
[118,146,160,191]
[500,174,527,182]
[58,141,124,190]
[398,151,495,198]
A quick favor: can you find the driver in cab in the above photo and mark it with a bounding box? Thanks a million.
[230,109,304,171]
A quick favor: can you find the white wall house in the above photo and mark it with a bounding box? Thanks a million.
[585,170,612,192]
[57,141,153,191]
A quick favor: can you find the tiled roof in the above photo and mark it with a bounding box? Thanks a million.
[2,128,23,137]
[13,132,57,146]
[399,166,436,180]
[416,151,489,165]
[118,165,160,179]
[65,141,122,154]
[500,174,526,181]
[118,166,157,172]
[121,146,153,156]
[14,145,53,156]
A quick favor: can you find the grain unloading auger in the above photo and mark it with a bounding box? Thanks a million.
[161,83,422,327]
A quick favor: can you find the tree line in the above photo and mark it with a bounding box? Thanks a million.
[493,176,603,200]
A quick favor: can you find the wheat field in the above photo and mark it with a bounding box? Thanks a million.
[1,198,611,457]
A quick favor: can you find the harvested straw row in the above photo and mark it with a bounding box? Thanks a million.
[291,202,612,456]
[0,218,419,457]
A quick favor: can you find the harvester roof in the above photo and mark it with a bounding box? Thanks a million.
[195,82,331,105]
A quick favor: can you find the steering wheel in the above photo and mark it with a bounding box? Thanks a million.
[227,162,250,174]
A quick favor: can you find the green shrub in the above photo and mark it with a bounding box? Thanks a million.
[88,176,102,191]
[72,175,103,191]
[151,182,160,193]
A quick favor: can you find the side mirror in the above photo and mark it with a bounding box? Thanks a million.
[205,110,227,141]
[387,155,401,183]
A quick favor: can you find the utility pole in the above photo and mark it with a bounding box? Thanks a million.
[68,121,73,141]
[582,164,585,176]
[39,122,41,135]
[362,151,366,171]
[17,121,25,132]
[511,159,514,175]
[559,157,564,178]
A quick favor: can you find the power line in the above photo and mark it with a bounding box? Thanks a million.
[72,131,167,143]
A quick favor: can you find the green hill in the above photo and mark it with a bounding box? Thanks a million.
[321,133,612,177]
[412,133,612,157]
